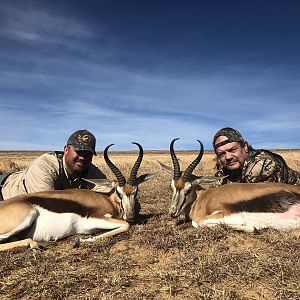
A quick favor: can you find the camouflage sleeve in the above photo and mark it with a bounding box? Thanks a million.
[214,169,230,184]
[243,156,283,183]
[215,169,225,177]
[287,168,300,185]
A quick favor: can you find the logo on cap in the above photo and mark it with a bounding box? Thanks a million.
[82,134,91,143]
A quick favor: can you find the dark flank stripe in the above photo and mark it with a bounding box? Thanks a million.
[27,197,92,217]
[226,191,300,213]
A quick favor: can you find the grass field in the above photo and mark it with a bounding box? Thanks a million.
[0,150,300,300]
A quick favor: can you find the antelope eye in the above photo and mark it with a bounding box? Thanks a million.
[186,187,192,194]
[185,184,192,194]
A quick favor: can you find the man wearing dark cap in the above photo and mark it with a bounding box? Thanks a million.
[213,127,300,185]
[0,129,110,200]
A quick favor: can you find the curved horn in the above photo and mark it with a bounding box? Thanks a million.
[183,140,204,182]
[129,142,144,186]
[170,138,181,180]
[104,144,126,186]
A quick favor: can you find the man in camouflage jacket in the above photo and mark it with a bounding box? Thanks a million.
[213,127,300,185]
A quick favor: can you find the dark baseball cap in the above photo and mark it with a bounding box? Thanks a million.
[213,127,245,151]
[67,129,97,155]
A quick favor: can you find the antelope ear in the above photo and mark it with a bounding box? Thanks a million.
[157,161,173,175]
[136,173,157,185]
[82,178,115,193]
[82,178,114,188]
[194,175,227,187]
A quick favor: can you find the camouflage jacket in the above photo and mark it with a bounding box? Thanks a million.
[215,149,300,185]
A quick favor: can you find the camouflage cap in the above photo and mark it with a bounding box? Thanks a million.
[213,127,245,151]
[67,129,97,155]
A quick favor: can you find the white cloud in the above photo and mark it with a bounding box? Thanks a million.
[0,2,94,42]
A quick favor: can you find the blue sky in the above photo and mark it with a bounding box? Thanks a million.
[0,0,299,151]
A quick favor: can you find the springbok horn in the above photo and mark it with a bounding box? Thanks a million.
[170,138,181,180]
[183,140,204,182]
[104,144,126,187]
[129,142,143,186]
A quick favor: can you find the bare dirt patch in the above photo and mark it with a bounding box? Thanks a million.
[0,150,300,299]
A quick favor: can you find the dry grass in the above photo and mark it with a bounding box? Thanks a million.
[0,150,300,300]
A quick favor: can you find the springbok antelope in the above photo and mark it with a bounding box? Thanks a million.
[0,142,154,251]
[159,138,300,233]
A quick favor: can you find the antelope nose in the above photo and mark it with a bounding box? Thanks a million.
[124,214,135,223]
[169,209,178,218]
